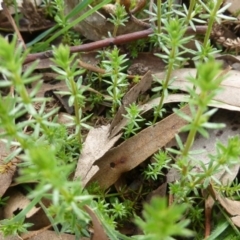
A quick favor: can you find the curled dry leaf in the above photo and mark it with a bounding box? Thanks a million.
[74,124,122,187]
[211,185,240,228]
[84,205,108,240]
[2,189,51,230]
[3,189,39,219]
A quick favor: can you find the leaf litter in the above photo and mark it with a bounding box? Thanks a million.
[2,0,240,239]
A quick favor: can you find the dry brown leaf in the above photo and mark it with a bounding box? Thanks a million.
[211,186,240,228]
[0,233,19,240]
[128,53,166,74]
[3,189,40,219]
[111,90,240,148]
[64,4,146,41]
[22,230,88,240]
[20,225,51,240]
[154,69,240,108]
[0,140,18,197]
[87,105,191,189]
[27,80,68,98]
[110,71,153,138]
[215,193,240,216]
[209,186,240,227]
[203,191,215,237]
[84,205,108,240]
[224,0,240,14]
[57,112,74,125]
[0,164,16,198]
[146,182,167,203]
[74,124,122,187]
[164,108,240,186]
[140,94,240,113]
[26,206,51,231]
[2,189,50,230]
[191,109,240,185]
[216,54,240,69]
[231,216,240,228]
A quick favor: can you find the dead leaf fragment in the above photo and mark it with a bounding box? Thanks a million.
[128,53,166,74]
[84,205,108,240]
[0,164,16,198]
[74,124,122,187]
[211,186,240,228]
[3,189,39,219]
[0,138,18,197]
[22,230,88,240]
[223,0,240,15]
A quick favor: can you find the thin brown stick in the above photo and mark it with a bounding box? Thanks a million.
[24,26,207,64]
[2,3,26,50]
[79,59,140,79]
[205,202,212,238]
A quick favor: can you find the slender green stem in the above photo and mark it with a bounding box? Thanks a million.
[112,74,118,114]
[167,0,173,22]
[69,75,82,149]
[157,0,162,33]
[203,0,223,48]
[186,0,196,25]
[153,47,175,124]
[182,110,202,157]
[113,25,119,37]
[13,73,32,105]
[180,92,206,176]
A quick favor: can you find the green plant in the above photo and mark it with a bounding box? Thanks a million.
[123,102,145,139]
[134,197,193,239]
[0,218,33,238]
[102,46,129,115]
[127,39,148,58]
[167,60,226,200]
[152,17,192,123]
[51,44,91,150]
[0,36,94,237]
[28,0,112,50]
[108,3,129,37]
[1,0,240,239]
[143,150,171,181]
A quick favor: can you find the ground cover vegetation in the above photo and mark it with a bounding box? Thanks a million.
[1,0,240,239]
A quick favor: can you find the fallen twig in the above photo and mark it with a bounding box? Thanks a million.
[24,26,207,64]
